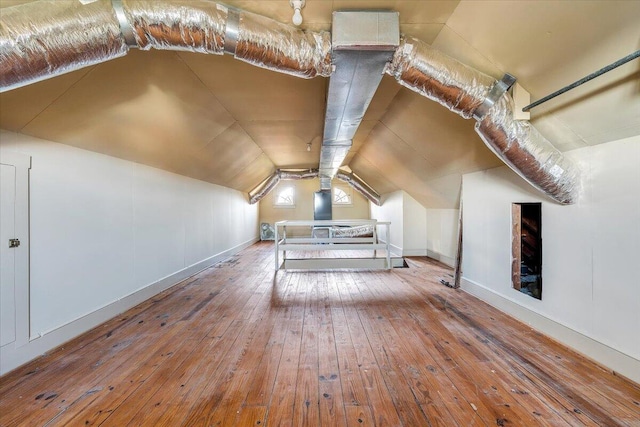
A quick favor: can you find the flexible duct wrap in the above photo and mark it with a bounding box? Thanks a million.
[235,11,332,78]
[0,0,331,91]
[278,169,319,180]
[122,0,226,54]
[476,95,579,204]
[335,171,381,206]
[249,172,280,205]
[0,0,127,91]
[386,36,493,119]
[386,36,579,204]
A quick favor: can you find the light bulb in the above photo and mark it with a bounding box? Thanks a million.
[307,143,311,152]
[292,8,303,26]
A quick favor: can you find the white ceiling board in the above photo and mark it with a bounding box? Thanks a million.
[227,153,275,193]
[348,154,399,195]
[0,67,93,131]
[431,25,503,79]
[343,119,378,165]
[240,120,323,168]
[400,23,445,44]
[380,88,503,178]
[443,0,640,149]
[177,52,327,122]
[228,0,334,26]
[333,1,459,24]
[1,0,638,210]
[185,122,265,184]
[223,170,271,194]
[0,0,33,7]
[363,75,403,122]
[446,1,640,84]
[20,50,236,172]
[357,122,436,184]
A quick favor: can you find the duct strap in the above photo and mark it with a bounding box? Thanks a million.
[111,0,137,47]
[224,8,240,55]
[473,73,516,121]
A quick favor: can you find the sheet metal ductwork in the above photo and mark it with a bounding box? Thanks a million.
[318,11,400,190]
[0,0,331,92]
[385,36,579,204]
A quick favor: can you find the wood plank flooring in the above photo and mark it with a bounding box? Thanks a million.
[1,241,638,426]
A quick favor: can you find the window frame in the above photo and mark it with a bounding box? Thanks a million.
[273,185,296,208]
[332,186,353,207]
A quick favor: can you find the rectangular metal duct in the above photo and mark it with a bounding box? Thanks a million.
[319,11,399,190]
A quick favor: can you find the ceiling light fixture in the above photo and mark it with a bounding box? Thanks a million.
[307,142,312,151]
[290,0,305,26]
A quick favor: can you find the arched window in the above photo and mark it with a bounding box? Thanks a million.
[333,187,351,205]
[274,186,295,207]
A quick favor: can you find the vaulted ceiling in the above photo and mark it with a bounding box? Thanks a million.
[1,0,639,208]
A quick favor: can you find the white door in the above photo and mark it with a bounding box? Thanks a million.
[1,163,17,347]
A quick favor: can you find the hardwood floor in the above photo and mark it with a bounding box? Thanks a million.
[1,241,638,426]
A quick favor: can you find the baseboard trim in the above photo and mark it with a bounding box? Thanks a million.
[426,250,455,267]
[0,236,258,376]
[403,249,428,257]
[460,277,640,384]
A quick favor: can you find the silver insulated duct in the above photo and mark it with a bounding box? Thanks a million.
[248,168,381,206]
[385,36,579,204]
[319,11,399,190]
[1,2,578,204]
[0,0,331,92]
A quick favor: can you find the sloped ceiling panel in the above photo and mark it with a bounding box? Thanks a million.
[1,0,638,207]
[437,0,640,150]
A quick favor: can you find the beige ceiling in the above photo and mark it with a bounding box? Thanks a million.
[1,0,639,206]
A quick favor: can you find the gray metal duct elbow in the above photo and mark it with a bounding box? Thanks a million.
[0,0,331,92]
[335,171,381,206]
[386,36,580,204]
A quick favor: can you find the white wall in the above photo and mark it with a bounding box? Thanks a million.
[426,209,459,267]
[259,178,370,227]
[0,131,259,374]
[370,191,404,255]
[371,190,428,257]
[461,135,640,383]
[403,192,428,256]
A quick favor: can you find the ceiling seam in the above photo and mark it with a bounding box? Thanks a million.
[174,54,282,169]
[347,82,407,160]
[349,153,399,193]
[17,65,97,133]
[175,52,240,123]
[436,23,504,79]
[222,151,274,188]
[376,120,439,169]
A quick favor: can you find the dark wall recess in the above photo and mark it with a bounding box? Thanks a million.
[512,203,542,299]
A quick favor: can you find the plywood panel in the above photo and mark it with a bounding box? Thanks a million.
[21,50,236,174]
[0,67,92,131]
[226,153,275,193]
[178,52,327,122]
[381,88,502,177]
[193,122,264,184]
